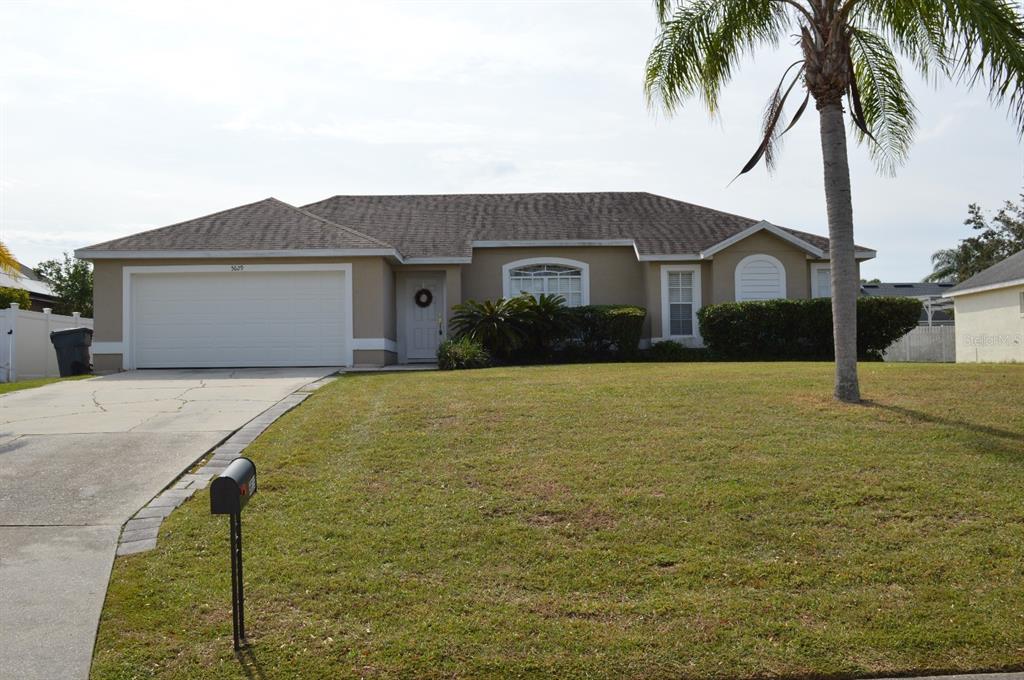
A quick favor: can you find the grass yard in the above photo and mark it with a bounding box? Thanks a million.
[92,363,1024,679]
[0,373,92,395]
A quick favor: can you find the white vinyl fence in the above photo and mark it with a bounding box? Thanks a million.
[0,303,93,382]
[883,324,955,363]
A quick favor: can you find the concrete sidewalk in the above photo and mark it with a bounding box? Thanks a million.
[0,368,336,680]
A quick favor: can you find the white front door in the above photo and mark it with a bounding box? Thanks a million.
[404,273,445,361]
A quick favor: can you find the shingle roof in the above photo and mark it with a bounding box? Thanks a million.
[302,192,862,259]
[79,198,391,253]
[861,282,958,297]
[947,249,1024,295]
[78,192,873,260]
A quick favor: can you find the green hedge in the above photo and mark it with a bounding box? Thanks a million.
[438,337,491,370]
[0,286,31,309]
[563,305,647,360]
[698,297,922,360]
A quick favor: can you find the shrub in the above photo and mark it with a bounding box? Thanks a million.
[645,340,715,362]
[698,297,922,360]
[450,297,533,359]
[517,294,571,362]
[0,286,31,309]
[437,337,491,370]
[564,305,647,360]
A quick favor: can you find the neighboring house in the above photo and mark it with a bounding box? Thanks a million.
[0,262,60,312]
[74,193,876,371]
[944,249,1024,363]
[860,282,955,325]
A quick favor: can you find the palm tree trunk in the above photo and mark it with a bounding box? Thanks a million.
[818,101,860,403]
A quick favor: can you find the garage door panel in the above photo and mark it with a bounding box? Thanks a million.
[130,270,349,368]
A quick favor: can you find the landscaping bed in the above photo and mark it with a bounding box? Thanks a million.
[92,363,1024,679]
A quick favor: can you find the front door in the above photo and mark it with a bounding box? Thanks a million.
[404,272,445,361]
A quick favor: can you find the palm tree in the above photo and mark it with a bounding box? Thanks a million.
[923,248,962,283]
[645,0,1024,402]
[0,241,18,276]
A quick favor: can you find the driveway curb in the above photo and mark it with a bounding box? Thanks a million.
[115,375,337,556]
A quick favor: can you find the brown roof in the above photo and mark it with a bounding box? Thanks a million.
[80,198,391,253]
[303,192,857,259]
[78,192,872,259]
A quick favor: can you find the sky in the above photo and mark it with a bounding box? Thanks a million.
[1,0,1022,281]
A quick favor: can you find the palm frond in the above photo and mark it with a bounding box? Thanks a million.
[855,0,1024,136]
[0,242,18,277]
[849,27,918,174]
[645,0,790,116]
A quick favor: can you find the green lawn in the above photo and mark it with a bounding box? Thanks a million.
[92,363,1024,679]
[0,373,92,395]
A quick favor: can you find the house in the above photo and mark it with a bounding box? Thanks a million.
[860,282,955,325]
[944,249,1024,363]
[0,262,59,312]
[74,193,876,371]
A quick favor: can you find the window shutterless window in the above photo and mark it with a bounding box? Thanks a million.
[507,264,584,307]
[659,264,702,342]
[667,271,694,336]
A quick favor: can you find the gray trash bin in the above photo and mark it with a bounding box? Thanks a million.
[50,327,93,377]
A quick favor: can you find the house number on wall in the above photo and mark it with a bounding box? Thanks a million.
[231,265,245,272]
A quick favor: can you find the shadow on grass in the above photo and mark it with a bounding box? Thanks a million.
[862,400,1024,442]
[235,644,267,680]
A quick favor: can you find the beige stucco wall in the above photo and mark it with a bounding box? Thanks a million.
[461,247,646,306]
[710,230,813,303]
[953,285,1024,363]
[353,349,397,366]
[461,246,651,337]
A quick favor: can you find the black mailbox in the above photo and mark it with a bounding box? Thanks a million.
[210,457,257,515]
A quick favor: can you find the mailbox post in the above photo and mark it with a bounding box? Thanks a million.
[210,457,257,650]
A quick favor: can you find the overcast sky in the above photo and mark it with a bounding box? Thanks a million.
[1,1,1022,281]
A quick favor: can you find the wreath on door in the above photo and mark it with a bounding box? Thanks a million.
[414,288,433,308]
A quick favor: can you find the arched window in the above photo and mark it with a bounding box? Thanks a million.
[735,254,787,301]
[502,258,589,307]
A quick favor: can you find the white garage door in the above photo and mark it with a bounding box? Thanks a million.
[129,268,348,368]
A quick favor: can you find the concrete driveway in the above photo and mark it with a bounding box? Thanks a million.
[0,368,335,680]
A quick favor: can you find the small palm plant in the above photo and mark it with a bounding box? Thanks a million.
[645,0,1024,402]
[521,293,570,360]
[450,296,534,359]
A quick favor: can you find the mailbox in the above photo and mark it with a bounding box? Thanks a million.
[210,456,257,650]
[210,457,257,515]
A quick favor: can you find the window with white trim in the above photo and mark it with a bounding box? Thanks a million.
[660,264,702,342]
[507,263,584,306]
[812,265,831,298]
[667,270,695,336]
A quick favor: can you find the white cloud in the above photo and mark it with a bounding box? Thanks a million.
[0,0,1020,279]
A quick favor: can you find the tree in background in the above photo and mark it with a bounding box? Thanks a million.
[35,253,93,317]
[644,0,1024,402]
[926,195,1024,282]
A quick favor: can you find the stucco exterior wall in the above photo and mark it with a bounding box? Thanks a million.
[953,285,1024,363]
[710,231,812,303]
[645,261,713,343]
[461,247,645,306]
